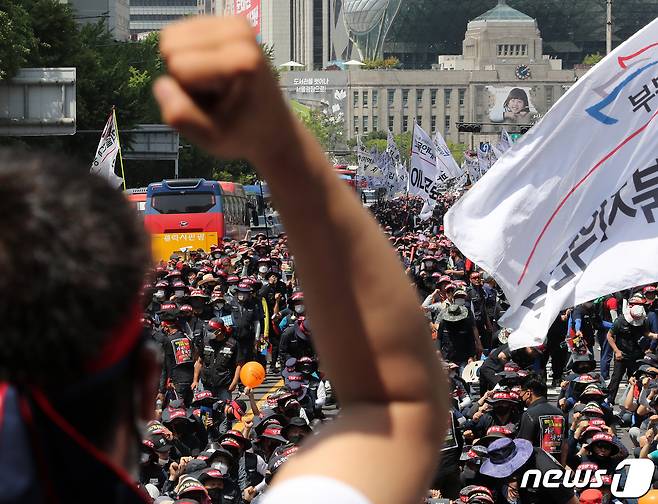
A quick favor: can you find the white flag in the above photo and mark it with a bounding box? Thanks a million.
[433,130,463,180]
[409,123,447,219]
[463,151,480,184]
[476,142,497,177]
[387,130,409,195]
[357,138,384,189]
[445,18,658,350]
[91,112,123,188]
[493,128,513,158]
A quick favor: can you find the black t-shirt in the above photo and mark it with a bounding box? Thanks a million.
[517,397,566,455]
[611,316,648,357]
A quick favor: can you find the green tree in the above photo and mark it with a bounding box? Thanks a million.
[300,109,345,152]
[0,0,36,79]
[582,53,603,66]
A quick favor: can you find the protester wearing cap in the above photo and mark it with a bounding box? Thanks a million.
[192,317,244,402]
[162,406,208,457]
[607,302,658,404]
[159,308,198,407]
[226,281,263,363]
[219,430,266,492]
[140,438,169,491]
[467,271,493,351]
[280,416,311,446]
[259,268,288,372]
[437,299,483,367]
[517,374,567,460]
[279,316,315,370]
[463,391,521,442]
[480,438,577,504]
[579,433,623,474]
[176,475,210,504]
[197,467,242,504]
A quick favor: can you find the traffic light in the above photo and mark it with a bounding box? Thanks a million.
[457,123,482,133]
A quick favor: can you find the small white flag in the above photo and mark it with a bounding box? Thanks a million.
[91,112,123,188]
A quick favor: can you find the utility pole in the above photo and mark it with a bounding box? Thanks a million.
[606,0,613,55]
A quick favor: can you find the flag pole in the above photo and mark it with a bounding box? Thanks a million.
[112,106,127,191]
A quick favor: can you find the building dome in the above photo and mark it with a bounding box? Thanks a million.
[472,0,534,23]
[343,0,390,35]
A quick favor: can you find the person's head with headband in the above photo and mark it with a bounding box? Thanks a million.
[0,149,153,502]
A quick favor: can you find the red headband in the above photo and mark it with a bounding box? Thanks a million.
[86,302,144,374]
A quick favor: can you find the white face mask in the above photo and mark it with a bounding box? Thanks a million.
[157,457,169,466]
[155,290,165,299]
[211,461,229,474]
[294,304,305,315]
[259,266,268,274]
[174,290,185,298]
[454,298,466,306]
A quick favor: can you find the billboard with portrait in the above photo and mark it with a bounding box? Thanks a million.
[486,86,537,124]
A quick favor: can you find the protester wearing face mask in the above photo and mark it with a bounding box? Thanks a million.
[192,318,244,401]
[517,374,567,462]
[468,272,494,351]
[198,467,241,504]
[140,439,168,490]
[210,291,232,321]
[607,303,658,404]
[279,317,315,369]
[158,306,198,408]
[280,417,312,446]
[463,392,521,443]
[228,282,263,363]
[437,290,483,367]
[259,271,288,372]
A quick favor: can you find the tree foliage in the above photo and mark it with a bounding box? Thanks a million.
[0,0,36,80]
[582,53,604,66]
[363,57,401,70]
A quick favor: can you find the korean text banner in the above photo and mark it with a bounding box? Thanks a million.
[409,123,446,210]
[444,19,658,350]
[90,112,123,189]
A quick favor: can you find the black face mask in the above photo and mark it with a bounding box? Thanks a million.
[208,488,223,503]
[288,434,304,444]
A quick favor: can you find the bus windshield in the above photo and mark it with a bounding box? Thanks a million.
[151,193,216,214]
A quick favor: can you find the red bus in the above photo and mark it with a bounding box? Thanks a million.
[124,187,147,216]
[144,179,249,262]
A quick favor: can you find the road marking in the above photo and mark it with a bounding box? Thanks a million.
[233,378,283,430]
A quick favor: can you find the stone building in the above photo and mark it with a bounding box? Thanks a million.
[280,0,588,144]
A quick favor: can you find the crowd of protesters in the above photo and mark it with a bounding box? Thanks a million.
[138,189,658,503]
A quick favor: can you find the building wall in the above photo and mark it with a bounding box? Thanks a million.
[129,0,199,35]
[64,0,130,40]
[280,66,584,144]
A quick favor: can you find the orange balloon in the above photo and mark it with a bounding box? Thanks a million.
[240,361,266,388]
[640,490,658,504]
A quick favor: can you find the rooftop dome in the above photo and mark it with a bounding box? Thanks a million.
[472,0,534,22]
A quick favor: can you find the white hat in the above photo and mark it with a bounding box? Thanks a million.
[462,360,483,384]
[625,304,647,326]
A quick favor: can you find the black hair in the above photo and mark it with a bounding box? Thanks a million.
[0,149,149,444]
[522,373,548,398]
